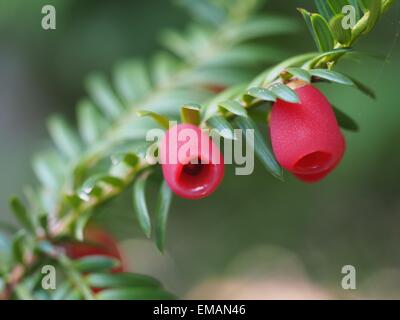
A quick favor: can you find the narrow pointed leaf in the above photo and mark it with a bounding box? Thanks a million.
[133,171,152,238]
[77,99,107,145]
[224,15,298,44]
[72,211,92,241]
[286,67,312,82]
[362,0,382,33]
[327,0,350,14]
[348,76,376,99]
[206,115,236,140]
[298,8,318,46]
[96,288,175,300]
[113,60,151,103]
[10,197,36,233]
[12,231,26,264]
[111,153,140,167]
[155,181,173,252]
[310,69,354,85]
[73,255,120,273]
[86,273,161,289]
[349,0,361,20]
[219,100,248,117]
[329,14,352,44]
[247,87,277,102]
[234,116,283,180]
[180,104,201,125]
[99,176,125,188]
[47,116,81,159]
[314,0,334,20]
[64,289,82,300]
[52,282,72,300]
[65,194,82,209]
[136,110,170,129]
[32,152,64,189]
[160,30,192,59]
[311,13,335,52]
[152,52,178,86]
[204,84,246,120]
[269,83,299,103]
[302,48,352,69]
[86,73,124,119]
[332,105,359,131]
[82,174,124,190]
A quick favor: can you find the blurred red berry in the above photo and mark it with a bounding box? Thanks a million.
[205,85,227,93]
[65,226,125,272]
[160,124,224,199]
[270,80,346,183]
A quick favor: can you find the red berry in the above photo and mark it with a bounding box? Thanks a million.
[270,80,345,183]
[205,85,227,93]
[65,226,125,272]
[160,124,224,199]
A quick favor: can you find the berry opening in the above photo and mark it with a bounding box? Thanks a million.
[177,157,214,191]
[294,151,332,174]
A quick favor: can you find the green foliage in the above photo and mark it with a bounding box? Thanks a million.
[268,83,300,103]
[311,13,335,52]
[219,100,248,118]
[73,256,120,273]
[234,116,283,180]
[247,87,277,102]
[0,0,395,300]
[155,181,173,253]
[309,69,354,85]
[180,104,202,125]
[332,106,360,132]
[132,170,153,238]
[300,0,390,52]
[329,14,352,45]
[206,116,236,140]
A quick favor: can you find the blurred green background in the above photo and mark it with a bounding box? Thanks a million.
[1,0,400,299]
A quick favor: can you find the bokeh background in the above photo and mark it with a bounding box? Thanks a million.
[1,0,400,299]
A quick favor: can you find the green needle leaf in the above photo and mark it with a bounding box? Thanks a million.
[47,115,81,160]
[52,282,73,300]
[10,197,36,233]
[362,0,382,33]
[180,104,201,125]
[348,76,376,99]
[298,8,318,47]
[77,99,107,145]
[133,170,152,238]
[155,181,173,253]
[218,100,248,117]
[206,115,236,140]
[73,255,120,273]
[12,231,27,264]
[327,0,351,15]
[286,67,312,82]
[269,83,299,103]
[86,273,161,289]
[110,153,140,168]
[136,110,170,129]
[311,13,335,52]
[96,287,175,300]
[310,69,354,85]
[314,0,334,20]
[113,60,151,103]
[86,73,124,120]
[329,14,352,45]
[32,151,64,190]
[234,116,283,180]
[247,87,277,102]
[332,105,360,131]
